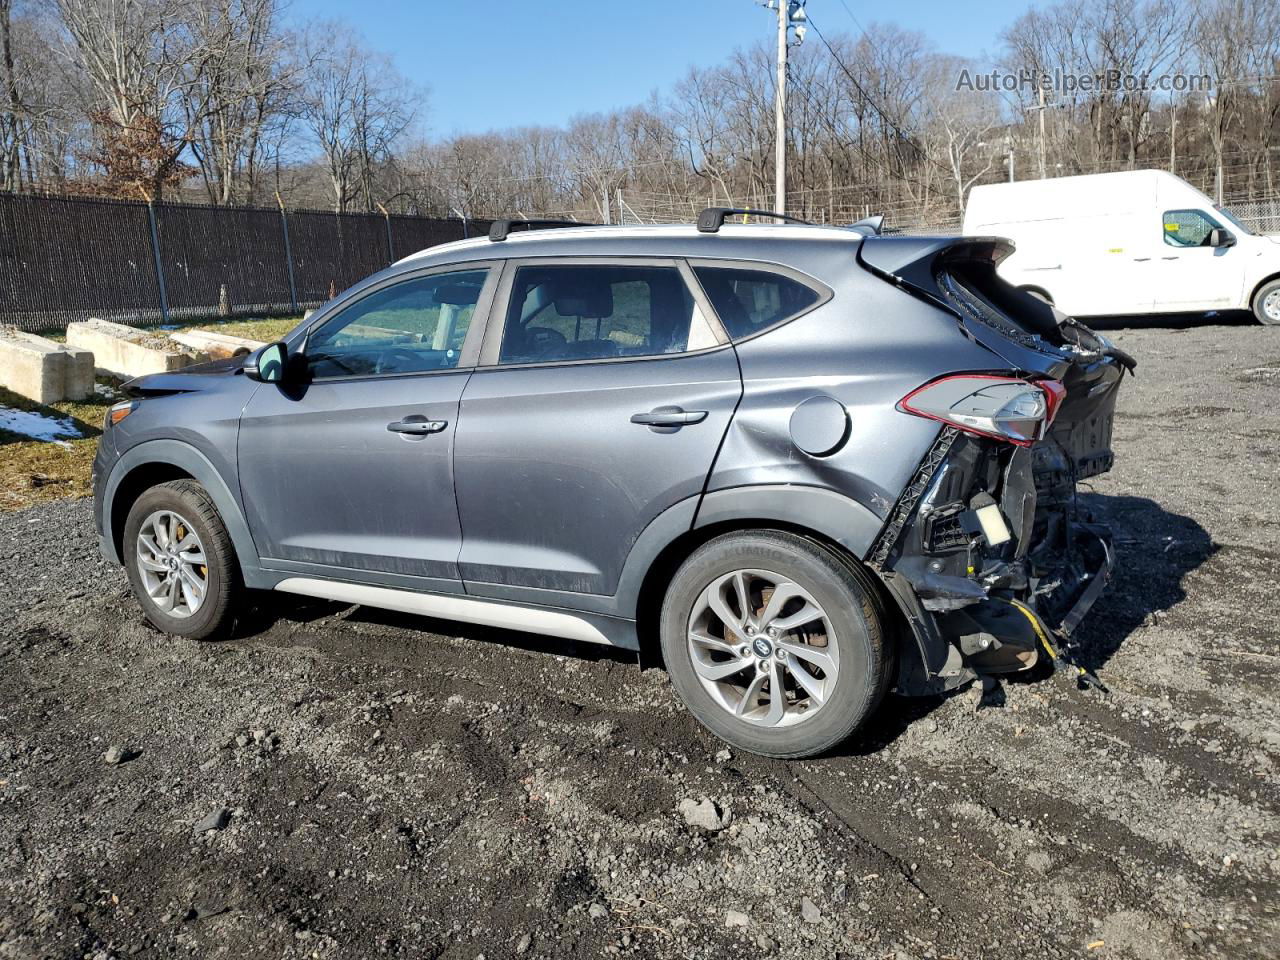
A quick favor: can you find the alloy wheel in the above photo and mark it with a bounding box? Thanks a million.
[135,509,209,619]
[686,569,839,727]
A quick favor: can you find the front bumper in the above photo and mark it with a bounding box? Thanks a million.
[91,425,119,564]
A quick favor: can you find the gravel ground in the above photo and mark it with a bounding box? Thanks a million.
[1,321,1277,960]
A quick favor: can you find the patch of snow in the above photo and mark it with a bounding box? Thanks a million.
[94,382,119,399]
[0,406,83,445]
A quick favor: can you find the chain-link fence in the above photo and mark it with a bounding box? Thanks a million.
[1227,197,1280,235]
[0,192,492,332]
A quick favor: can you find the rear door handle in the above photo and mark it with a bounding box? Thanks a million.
[387,416,448,435]
[630,407,708,427]
[1161,255,1179,260]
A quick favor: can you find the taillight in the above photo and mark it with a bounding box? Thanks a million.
[899,374,1063,446]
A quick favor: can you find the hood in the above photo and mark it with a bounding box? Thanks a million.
[123,353,249,396]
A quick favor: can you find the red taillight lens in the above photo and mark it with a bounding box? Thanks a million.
[899,375,1064,446]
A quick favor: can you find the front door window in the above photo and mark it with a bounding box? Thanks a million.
[307,269,488,378]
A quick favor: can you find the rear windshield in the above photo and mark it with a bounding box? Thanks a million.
[938,260,1066,346]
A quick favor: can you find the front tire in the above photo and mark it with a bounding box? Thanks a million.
[123,479,239,641]
[1251,278,1280,325]
[659,531,888,758]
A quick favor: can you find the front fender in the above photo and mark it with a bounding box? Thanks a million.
[100,438,273,588]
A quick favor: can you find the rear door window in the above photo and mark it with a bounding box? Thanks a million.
[691,266,822,340]
[497,263,717,365]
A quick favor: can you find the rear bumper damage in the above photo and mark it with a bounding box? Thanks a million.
[874,418,1119,696]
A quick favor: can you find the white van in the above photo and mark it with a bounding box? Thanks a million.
[963,170,1280,324]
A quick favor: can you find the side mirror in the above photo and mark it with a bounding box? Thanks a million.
[1208,227,1236,248]
[245,342,288,383]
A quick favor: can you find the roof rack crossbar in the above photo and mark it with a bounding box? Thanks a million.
[488,217,589,242]
[696,207,814,233]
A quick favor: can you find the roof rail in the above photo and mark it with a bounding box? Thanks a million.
[696,207,814,233]
[488,217,591,242]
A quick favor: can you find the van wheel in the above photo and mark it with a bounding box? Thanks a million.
[1252,279,1280,325]
[659,530,888,758]
[123,480,240,641]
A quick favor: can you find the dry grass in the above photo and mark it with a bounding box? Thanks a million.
[0,382,120,512]
[190,315,302,342]
[32,314,304,345]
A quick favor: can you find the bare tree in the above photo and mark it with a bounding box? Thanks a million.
[185,0,296,204]
[52,0,220,198]
[922,56,1002,213]
[298,24,418,212]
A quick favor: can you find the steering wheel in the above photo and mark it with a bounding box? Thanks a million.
[374,347,425,375]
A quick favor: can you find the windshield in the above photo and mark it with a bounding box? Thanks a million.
[1214,205,1253,236]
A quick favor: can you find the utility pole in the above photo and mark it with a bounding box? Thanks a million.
[774,0,787,216]
[762,1,806,217]
[1037,84,1047,180]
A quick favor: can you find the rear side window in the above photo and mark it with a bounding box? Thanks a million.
[498,264,715,365]
[692,266,821,340]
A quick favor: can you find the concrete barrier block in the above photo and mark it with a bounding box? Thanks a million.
[66,318,202,378]
[0,328,91,404]
[61,344,96,400]
[169,329,264,359]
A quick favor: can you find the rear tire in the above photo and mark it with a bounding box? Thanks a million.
[659,530,888,758]
[1251,278,1280,325]
[123,480,239,641]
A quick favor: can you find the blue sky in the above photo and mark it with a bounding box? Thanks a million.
[292,0,1036,137]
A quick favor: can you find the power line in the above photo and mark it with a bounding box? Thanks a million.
[834,0,868,36]
[804,12,951,175]
[785,70,929,189]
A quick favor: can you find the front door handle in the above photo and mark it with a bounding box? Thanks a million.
[1132,257,1152,262]
[630,407,708,427]
[387,416,448,435]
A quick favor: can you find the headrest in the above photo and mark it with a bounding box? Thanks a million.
[550,278,613,318]
[434,283,481,306]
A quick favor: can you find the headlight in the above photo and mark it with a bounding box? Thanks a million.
[104,400,136,429]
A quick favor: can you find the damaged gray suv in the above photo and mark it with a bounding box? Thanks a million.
[93,209,1132,758]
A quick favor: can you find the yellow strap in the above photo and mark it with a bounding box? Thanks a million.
[997,597,1060,661]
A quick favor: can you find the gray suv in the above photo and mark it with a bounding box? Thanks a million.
[92,210,1131,758]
